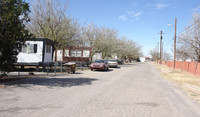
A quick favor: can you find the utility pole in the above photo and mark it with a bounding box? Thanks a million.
[157,42,159,63]
[174,18,177,69]
[162,41,164,60]
[158,31,164,64]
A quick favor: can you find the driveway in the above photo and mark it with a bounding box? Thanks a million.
[0,62,200,117]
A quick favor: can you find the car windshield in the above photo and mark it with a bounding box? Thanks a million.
[94,60,105,63]
[109,60,116,62]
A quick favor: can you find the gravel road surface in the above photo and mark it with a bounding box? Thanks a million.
[1,62,200,117]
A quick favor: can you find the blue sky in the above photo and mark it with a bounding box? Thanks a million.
[26,0,200,57]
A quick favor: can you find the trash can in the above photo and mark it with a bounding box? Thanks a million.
[64,62,76,73]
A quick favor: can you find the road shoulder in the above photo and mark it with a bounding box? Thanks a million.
[154,63,200,103]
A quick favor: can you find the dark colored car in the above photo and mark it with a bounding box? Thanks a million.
[90,60,109,71]
[117,59,124,65]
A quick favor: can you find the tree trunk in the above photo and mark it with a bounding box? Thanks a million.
[90,56,93,62]
[55,48,57,62]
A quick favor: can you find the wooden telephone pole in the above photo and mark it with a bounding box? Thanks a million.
[157,42,159,63]
[159,31,164,64]
[174,18,177,69]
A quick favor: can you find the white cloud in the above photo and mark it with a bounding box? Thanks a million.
[119,11,143,22]
[127,11,134,15]
[127,11,143,17]
[133,11,143,17]
[155,3,169,9]
[192,6,200,12]
[118,15,128,21]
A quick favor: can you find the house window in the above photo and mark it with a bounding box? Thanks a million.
[46,45,51,53]
[70,50,82,57]
[21,44,37,53]
[83,50,90,57]
[76,50,82,57]
[64,49,69,57]
[70,50,76,57]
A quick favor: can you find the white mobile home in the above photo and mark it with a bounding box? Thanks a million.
[17,38,54,64]
[139,57,145,62]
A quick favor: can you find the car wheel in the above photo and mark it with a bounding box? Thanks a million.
[103,66,106,71]
[91,69,93,71]
[107,67,109,71]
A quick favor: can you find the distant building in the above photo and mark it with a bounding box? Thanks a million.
[139,57,145,62]
[145,57,151,61]
[56,46,91,64]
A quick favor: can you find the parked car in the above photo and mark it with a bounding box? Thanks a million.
[108,59,118,68]
[90,60,109,71]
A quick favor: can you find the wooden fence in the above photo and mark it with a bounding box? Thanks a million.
[156,60,200,77]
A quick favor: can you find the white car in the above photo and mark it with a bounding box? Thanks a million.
[108,59,118,68]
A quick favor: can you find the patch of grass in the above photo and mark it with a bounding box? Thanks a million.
[154,63,200,86]
[191,93,198,97]
[154,63,200,102]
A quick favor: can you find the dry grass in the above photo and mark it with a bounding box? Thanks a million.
[154,63,200,102]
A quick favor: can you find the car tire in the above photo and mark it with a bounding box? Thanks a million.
[103,66,106,71]
[91,69,93,71]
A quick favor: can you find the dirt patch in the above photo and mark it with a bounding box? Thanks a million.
[154,63,200,102]
[0,85,7,88]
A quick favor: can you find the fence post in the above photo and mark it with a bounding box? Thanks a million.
[61,61,63,72]
[194,62,198,75]
[188,62,190,72]
[54,62,57,75]
[180,61,181,72]
[18,63,20,78]
[81,61,83,70]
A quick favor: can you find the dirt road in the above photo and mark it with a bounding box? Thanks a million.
[1,62,200,117]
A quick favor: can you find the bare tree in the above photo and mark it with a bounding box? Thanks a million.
[82,24,118,59]
[150,45,159,61]
[177,13,200,61]
[27,0,80,61]
[81,24,99,61]
[163,52,171,61]
[81,24,142,61]
[95,27,118,59]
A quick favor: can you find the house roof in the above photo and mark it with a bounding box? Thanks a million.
[65,46,91,50]
[26,38,55,45]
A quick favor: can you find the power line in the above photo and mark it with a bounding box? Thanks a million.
[165,18,200,54]
[176,18,200,36]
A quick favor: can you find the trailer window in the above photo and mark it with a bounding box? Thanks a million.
[21,44,37,53]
